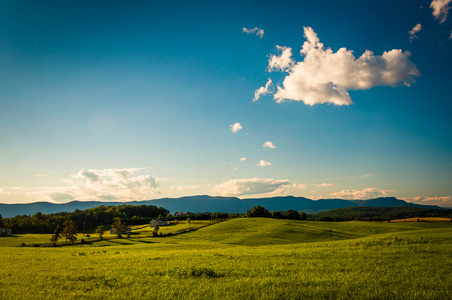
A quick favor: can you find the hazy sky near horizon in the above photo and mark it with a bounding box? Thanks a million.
[1,0,452,207]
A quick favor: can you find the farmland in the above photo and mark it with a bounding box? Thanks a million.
[1,218,452,299]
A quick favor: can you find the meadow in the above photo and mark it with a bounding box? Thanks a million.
[1,218,452,299]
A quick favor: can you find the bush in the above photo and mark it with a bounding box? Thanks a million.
[21,242,26,247]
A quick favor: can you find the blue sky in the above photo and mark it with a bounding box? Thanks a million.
[0,0,451,206]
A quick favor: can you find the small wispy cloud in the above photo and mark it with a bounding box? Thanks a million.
[240,157,247,161]
[330,188,393,200]
[408,23,422,42]
[257,160,272,167]
[262,141,276,148]
[230,122,243,133]
[313,183,333,187]
[430,0,451,23]
[176,185,199,192]
[243,27,264,38]
[34,174,48,177]
[253,78,273,102]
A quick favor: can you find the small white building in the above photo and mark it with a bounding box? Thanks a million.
[0,228,12,236]
[149,219,168,227]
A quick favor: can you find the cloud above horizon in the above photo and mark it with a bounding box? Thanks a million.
[266,27,420,106]
[409,24,422,42]
[32,168,159,202]
[431,0,451,23]
[211,178,290,196]
[330,187,393,200]
[243,27,264,38]
[400,195,452,207]
[230,122,243,133]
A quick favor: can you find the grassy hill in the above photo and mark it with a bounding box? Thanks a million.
[1,218,452,299]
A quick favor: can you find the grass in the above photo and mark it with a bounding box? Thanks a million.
[1,218,452,299]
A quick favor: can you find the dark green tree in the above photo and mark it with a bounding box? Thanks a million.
[246,205,271,218]
[0,213,3,227]
[112,217,125,238]
[95,225,106,240]
[50,225,62,246]
[285,210,301,220]
[61,220,78,244]
[299,211,307,220]
[153,225,160,237]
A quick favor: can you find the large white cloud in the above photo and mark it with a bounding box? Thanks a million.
[211,178,290,196]
[33,168,160,202]
[431,0,451,23]
[243,27,264,38]
[268,27,420,106]
[330,188,393,200]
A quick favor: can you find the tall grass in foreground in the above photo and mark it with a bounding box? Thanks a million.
[1,219,451,299]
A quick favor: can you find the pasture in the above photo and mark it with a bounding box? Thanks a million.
[1,218,452,299]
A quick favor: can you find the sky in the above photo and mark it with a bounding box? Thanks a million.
[0,0,451,207]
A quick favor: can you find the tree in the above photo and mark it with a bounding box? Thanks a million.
[299,212,307,220]
[95,225,106,240]
[285,210,300,220]
[112,217,125,238]
[61,220,78,244]
[0,213,3,227]
[187,217,191,228]
[153,225,160,237]
[246,205,271,218]
[50,225,62,246]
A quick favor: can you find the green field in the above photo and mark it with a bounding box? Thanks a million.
[1,218,452,299]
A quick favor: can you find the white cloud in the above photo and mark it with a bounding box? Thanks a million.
[313,183,333,187]
[257,160,272,167]
[176,185,199,192]
[268,46,294,72]
[330,187,393,200]
[240,157,247,161]
[253,78,273,102]
[32,168,160,202]
[262,141,276,148]
[400,196,452,207]
[230,122,243,133]
[269,27,420,106]
[431,0,451,23]
[211,178,290,196]
[0,184,3,194]
[408,24,422,42]
[243,27,264,38]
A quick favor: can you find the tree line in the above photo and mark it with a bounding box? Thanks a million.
[2,204,169,234]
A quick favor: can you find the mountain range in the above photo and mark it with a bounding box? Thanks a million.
[0,195,441,218]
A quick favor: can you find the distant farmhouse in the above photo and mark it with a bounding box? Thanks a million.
[109,226,132,235]
[149,219,168,227]
[0,228,12,236]
[174,212,191,217]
